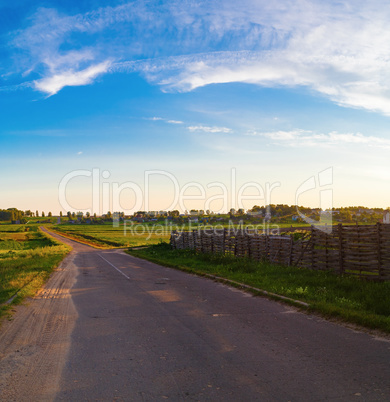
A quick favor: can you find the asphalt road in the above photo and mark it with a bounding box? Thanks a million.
[1,229,390,401]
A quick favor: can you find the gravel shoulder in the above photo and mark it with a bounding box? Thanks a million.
[0,229,81,401]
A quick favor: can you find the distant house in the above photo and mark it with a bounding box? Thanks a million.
[383,212,390,224]
[133,214,144,223]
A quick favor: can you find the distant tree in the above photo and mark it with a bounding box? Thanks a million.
[42,211,45,217]
[86,212,90,218]
[67,211,71,218]
[106,211,112,220]
[0,208,24,222]
[48,212,52,217]
[60,211,63,217]
[93,213,97,219]
[36,210,39,218]
[72,212,76,218]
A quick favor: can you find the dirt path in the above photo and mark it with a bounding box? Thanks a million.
[0,237,80,401]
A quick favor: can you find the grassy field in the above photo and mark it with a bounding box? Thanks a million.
[0,224,70,317]
[51,222,171,248]
[49,220,315,249]
[129,243,390,334]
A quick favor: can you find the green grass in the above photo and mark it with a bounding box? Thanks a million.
[0,225,71,317]
[52,222,171,248]
[128,243,390,334]
[50,220,315,249]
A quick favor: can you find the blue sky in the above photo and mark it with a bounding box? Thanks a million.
[1,0,390,214]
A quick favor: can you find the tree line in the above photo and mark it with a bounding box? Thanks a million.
[0,208,26,223]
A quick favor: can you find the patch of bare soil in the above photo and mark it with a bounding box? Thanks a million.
[0,251,78,401]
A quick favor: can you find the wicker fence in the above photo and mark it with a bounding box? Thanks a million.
[170,224,390,280]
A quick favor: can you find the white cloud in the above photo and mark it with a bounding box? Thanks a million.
[250,129,390,149]
[188,125,232,133]
[34,61,110,95]
[8,0,390,114]
[113,1,390,115]
[147,117,183,124]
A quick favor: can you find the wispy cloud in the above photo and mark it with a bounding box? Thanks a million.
[146,117,183,124]
[34,61,110,95]
[188,125,232,133]
[249,129,390,149]
[146,117,229,132]
[113,1,390,116]
[7,0,390,115]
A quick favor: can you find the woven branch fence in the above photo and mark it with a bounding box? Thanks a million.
[170,223,390,281]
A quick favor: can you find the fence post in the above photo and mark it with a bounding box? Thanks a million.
[171,230,177,249]
[246,230,251,259]
[311,226,315,270]
[288,235,293,266]
[338,223,344,274]
[377,223,383,278]
[325,228,328,271]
